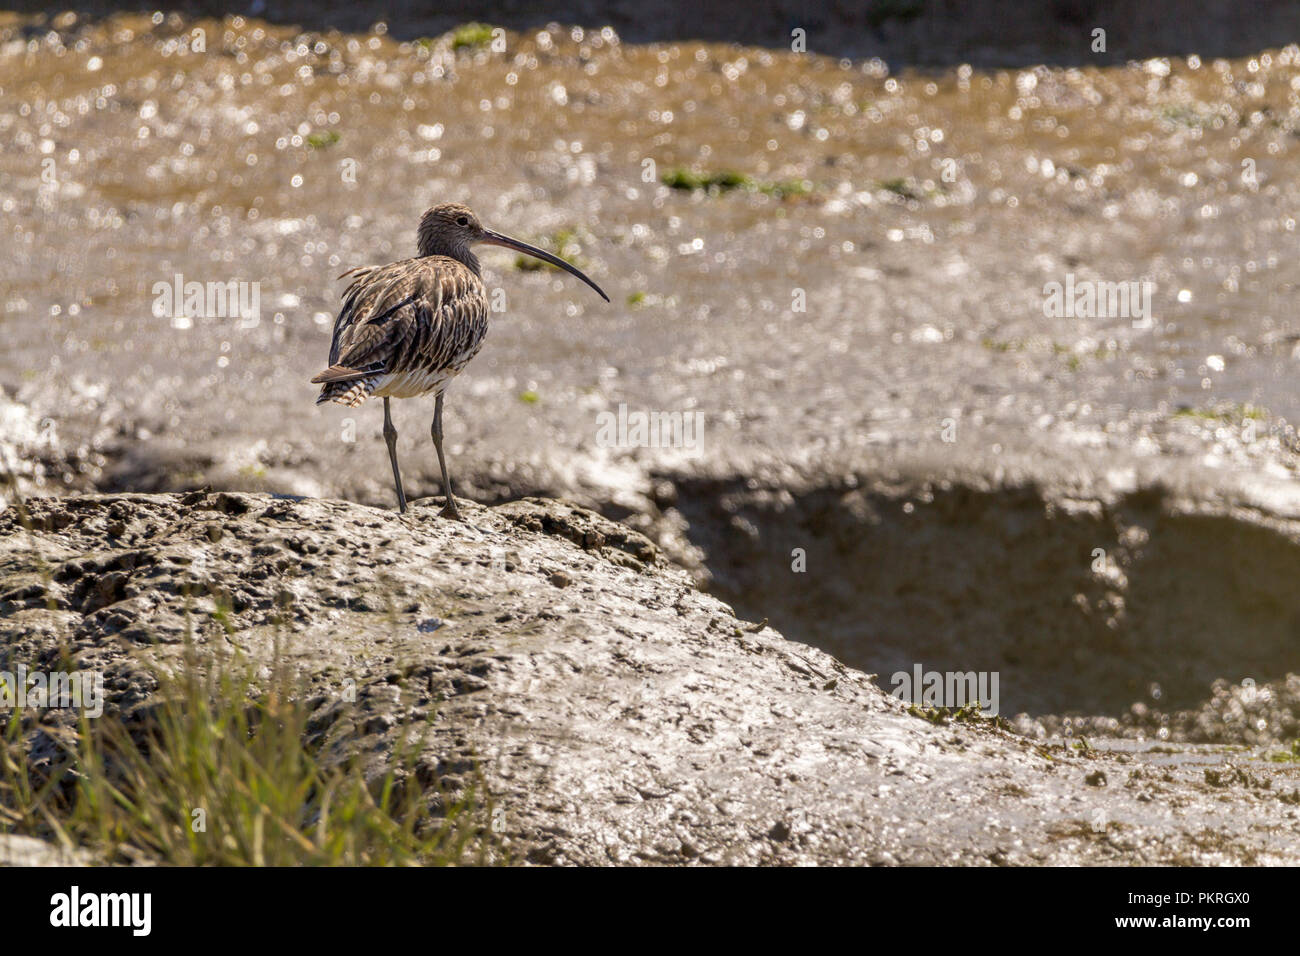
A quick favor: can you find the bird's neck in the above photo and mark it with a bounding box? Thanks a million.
[457,248,481,275]
[419,242,479,275]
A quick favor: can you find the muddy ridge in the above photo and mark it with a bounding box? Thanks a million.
[4,490,1300,865]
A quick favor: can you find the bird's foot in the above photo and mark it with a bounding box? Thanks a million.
[438,499,463,521]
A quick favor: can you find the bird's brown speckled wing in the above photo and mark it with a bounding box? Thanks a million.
[313,256,488,391]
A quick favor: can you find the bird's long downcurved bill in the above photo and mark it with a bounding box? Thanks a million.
[481,230,610,302]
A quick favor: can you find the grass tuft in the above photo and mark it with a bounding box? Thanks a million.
[0,636,491,865]
[661,167,813,199]
[1173,403,1267,423]
[306,130,341,149]
[450,23,497,50]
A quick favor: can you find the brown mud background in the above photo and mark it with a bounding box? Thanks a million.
[3,1,1300,861]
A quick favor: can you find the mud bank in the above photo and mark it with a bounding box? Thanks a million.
[7,381,1300,737]
[3,491,1300,865]
[669,470,1300,732]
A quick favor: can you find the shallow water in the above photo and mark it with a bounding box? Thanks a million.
[5,15,1300,486]
[5,13,1300,727]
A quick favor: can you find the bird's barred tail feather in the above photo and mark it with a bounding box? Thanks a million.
[311,365,382,407]
[315,376,379,407]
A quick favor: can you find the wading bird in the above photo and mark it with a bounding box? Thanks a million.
[312,202,608,517]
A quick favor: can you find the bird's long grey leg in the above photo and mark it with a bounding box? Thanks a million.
[432,392,461,520]
[383,397,407,514]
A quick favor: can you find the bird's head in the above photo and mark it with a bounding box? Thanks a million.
[417,202,609,302]
[418,202,487,252]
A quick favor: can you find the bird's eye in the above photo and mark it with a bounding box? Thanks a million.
[456,216,469,226]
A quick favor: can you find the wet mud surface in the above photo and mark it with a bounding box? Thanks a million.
[2,10,1300,850]
[4,491,1300,865]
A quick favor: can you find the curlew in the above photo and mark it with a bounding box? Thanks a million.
[312,202,608,518]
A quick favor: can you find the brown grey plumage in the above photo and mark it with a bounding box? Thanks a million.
[311,201,608,518]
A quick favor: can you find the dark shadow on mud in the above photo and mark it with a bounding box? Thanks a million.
[673,476,1300,717]
[11,0,1300,67]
